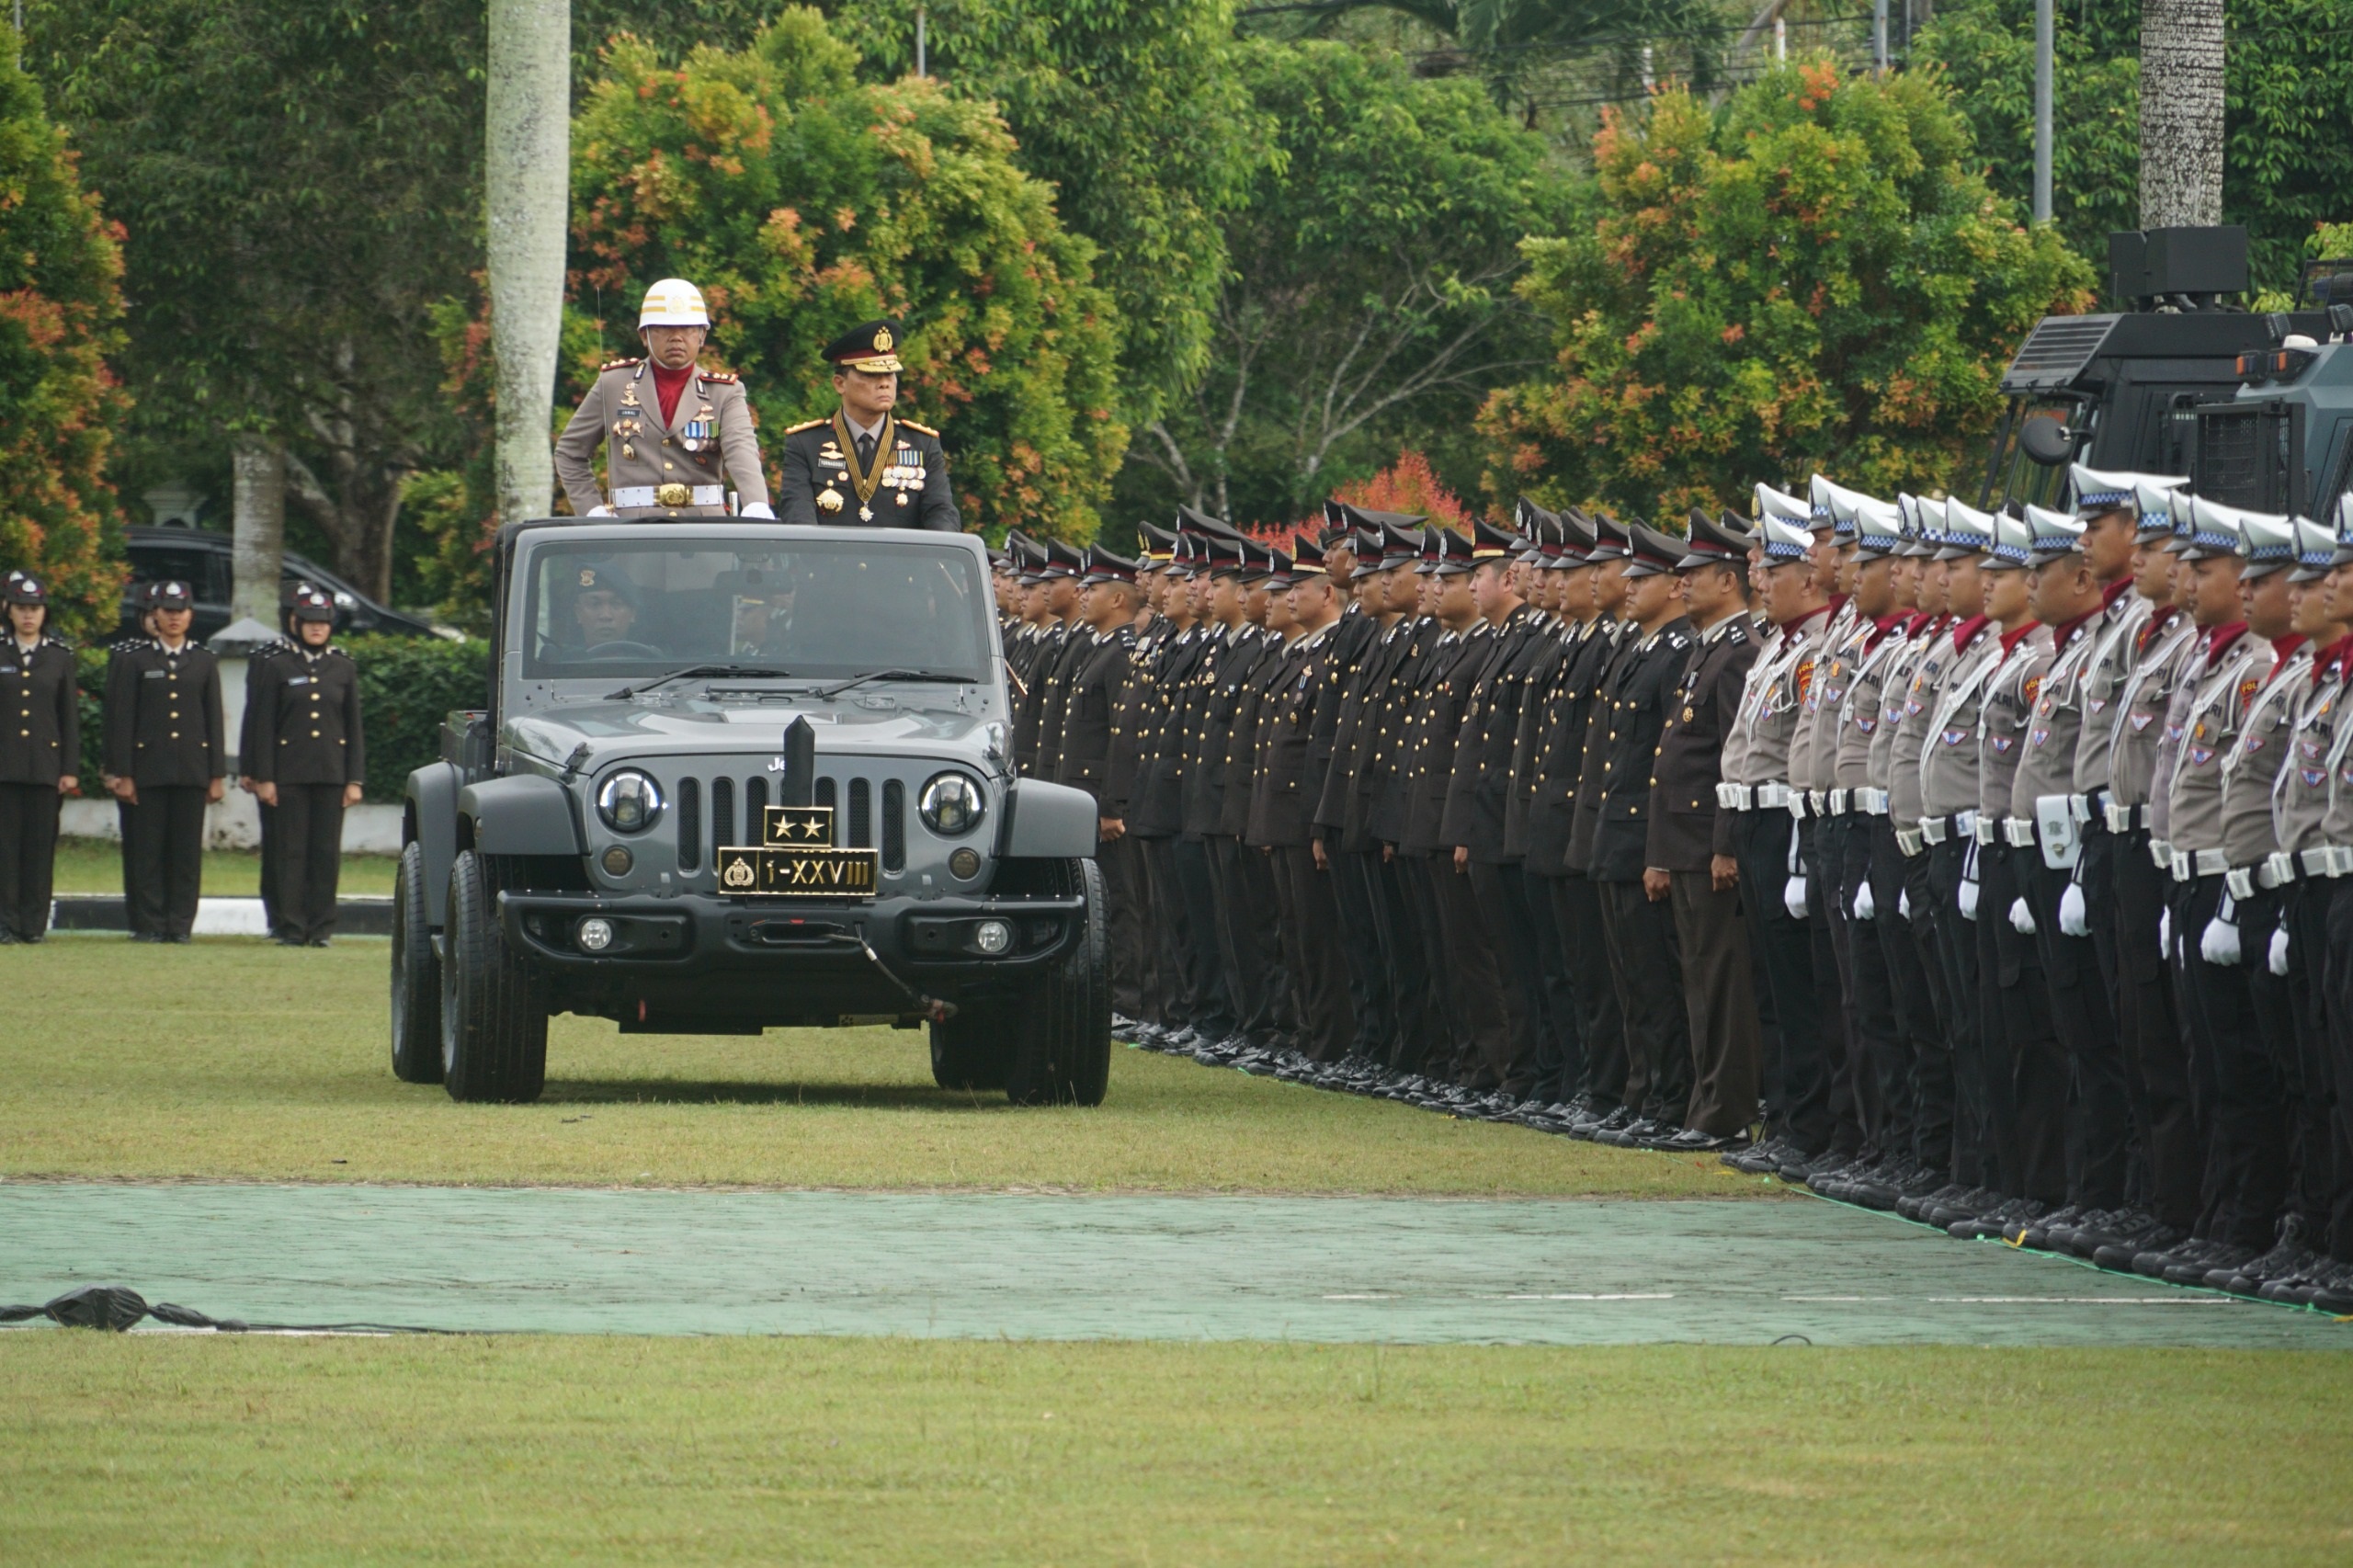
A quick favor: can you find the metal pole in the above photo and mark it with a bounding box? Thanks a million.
[1874,0,1890,70]
[2033,0,2054,222]
[915,7,926,77]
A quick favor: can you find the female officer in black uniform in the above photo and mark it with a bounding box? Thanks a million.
[244,585,365,945]
[0,571,81,942]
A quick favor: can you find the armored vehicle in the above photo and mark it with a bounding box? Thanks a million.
[390,519,1108,1106]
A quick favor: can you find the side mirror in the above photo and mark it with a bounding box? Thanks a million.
[2018,415,2076,467]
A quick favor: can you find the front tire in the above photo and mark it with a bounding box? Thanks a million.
[389,842,443,1083]
[1006,857,1111,1107]
[440,850,548,1103]
[929,1006,1014,1091]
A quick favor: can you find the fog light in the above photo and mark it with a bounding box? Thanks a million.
[949,847,982,880]
[972,918,1012,955]
[576,916,615,952]
[600,845,633,877]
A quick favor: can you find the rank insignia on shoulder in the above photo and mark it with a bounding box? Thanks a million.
[897,419,939,437]
[599,356,644,372]
[783,418,829,435]
[701,371,740,384]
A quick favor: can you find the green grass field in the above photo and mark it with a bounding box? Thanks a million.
[50,837,398,898]
[0,939,1755,1195]
[6,1335,2347,1565]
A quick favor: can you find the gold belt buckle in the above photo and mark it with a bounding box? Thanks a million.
[655,482,691,508]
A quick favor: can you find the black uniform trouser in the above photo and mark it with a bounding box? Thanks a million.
[1207,835,1285,1040]
[2112,828,2200,1229]
[1519,870,1582,1103]
[2276,879,2337,1247]
[1274,844,1354,1062]
[0,782,63,939]
[1395,853,1457,1076]
[1548,872,1618,1105]
[2325,881,2353,1261]
[2018,846,2130,1211]
[1367,850,1436,1071]
[1325,844,1392,1059]
[1887,835,1954,1176]
[1429,855,1512,1088]
[1467,859,1547,1096]
[2073,823,2140,1212]
[1733,809,1832,1153]
[1668,869,1760,1137]
[2169,874,2290,1249]
[1808,813,1872,1155]
[1977,842,2066,1205]
[1135,835,1186,1027]
[269,783,347,943]
[255,798,279,937]
[1173,836,1237,1039]
[1598,876,1691,1120]
[123,784,208,939]
[1925,836,1989,1188]
[1098,833,1148,1019]
[1828,812,1901,1154]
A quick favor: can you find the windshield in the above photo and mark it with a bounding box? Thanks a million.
[519,535,995,684]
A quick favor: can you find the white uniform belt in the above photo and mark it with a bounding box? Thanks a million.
[2104,801,2150,835]
[2168,847,2229,882]
[1972,813,1999,846]
[1894,825,1926,858]
[2298,846,2353,879]
[1849,788,1889,815]
[2149,836,2172,869]
[1716,782,1750,811]
[1803,789,1826,819]
[1920,810,1974,846]
[613,483,725,508]
[2003,817,2038,848]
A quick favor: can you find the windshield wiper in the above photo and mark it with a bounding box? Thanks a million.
[606,664,792,699]
[812,668,977,699]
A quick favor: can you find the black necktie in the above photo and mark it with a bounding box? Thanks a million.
[856,432,876,469]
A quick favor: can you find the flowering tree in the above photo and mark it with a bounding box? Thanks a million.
[0,30,127,639]
[1480,62,2095,523]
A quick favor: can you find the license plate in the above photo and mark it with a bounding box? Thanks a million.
[714,846,880,899]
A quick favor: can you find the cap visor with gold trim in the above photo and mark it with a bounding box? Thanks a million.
[823,318,904,374]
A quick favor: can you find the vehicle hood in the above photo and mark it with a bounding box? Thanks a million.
[505,699,1002,773]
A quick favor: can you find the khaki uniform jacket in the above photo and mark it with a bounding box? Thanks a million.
[1977,625,2052,823]
[1831,618,1909,791]
[2009,615,2100,823]
[2070,583,2150,796]
[1725,606,1830,789]
[1915,619,2001,823]
[1880,614,1950,832]
[2109,609,2199,812]
[2160,628,2267,856]
[1792,600,1861,796]
[2217,640,2312,868]
[555,359,768,518]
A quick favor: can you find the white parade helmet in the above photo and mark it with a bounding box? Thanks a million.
[638,278,710,329]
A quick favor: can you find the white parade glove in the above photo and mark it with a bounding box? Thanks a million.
[1899,886,1911,920]
[2009,896,2037,935]
[1852,880,1876,922]
[2159,907,2172,958]
[2268,922,2290,976]
[587,505,615,517]
[2058,879,2089,938]
[1784,875,1810,920]
[2200,892,2241,966]
[740,501,776,519]
[1957,878,1979,921]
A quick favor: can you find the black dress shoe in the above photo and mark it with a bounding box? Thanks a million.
[1896,1180,1961,1222]
[1778,1146,1849,1184]
[2007,1202,2083,1249]
[1951,1197,2041,1242]
[2093,1222,2182,1274]
[167,933,194,944]
[2208,1240,2317,1297]
[0,928,18,945]
[1722,1135,1791,1175]
[2302,1261,2353,1313]
[1648,1126,1747,1153]
[2166,1240,2254,1287]
[1923,1186,2001,1230]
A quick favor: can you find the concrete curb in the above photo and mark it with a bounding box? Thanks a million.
[48,895,394,937]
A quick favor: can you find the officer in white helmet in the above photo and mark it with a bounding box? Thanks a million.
[554,278,775,520]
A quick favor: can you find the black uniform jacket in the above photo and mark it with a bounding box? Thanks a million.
[247,643,368,787]
[1222,625,1292,840]
[104,639,226,787]
[776,415,961,531]
[1051,625,1136,812]
[1102,618,1165,817]
[1028,624,1094,782]
[1247,622,1338,848]
[1132,626,1211,837]
[1519,619,1613,877]
[1563,624,1641,875]
[1502,625,1571,862]
[1186,626,1277,838]
[0,636,81,786]
[1365,618,1443,847]
[1399,627,1492,857]
[1441,606,1547,862]
[1588,616,1695,883]
[1014,621,1072,774]
[1648,613,1760,869]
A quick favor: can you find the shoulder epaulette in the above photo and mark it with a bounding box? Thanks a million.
[600,356,644,372]
[108,635,143,653]
[40,634,74,653]
[700,370,740,385]
[897,419,939,437]
[783,418,828,435]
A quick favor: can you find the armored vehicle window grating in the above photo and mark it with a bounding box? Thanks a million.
[882,779,905,871]
[710,777,733,864]
[2196,403,2297,511]
[676,777,700,871]
[2000,314,2118,392]
[848,778,872,847]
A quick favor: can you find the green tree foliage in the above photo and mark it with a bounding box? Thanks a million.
[0,27,128,641]
[1132,40,1572,528]
[1480,62,2095,522]
[567,11,1126,543]
[841,0,1264,419]
[1914,0,2353,299]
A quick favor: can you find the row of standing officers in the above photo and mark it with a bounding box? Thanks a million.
[0,574,365,945]
[1000,473,2353,1314]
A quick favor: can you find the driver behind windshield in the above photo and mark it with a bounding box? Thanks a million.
[571,563,645,651]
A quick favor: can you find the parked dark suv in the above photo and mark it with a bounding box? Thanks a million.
[121,525,438,640]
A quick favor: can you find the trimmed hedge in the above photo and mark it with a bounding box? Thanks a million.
[68,636,489,802]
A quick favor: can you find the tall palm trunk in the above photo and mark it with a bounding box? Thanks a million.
[2138,0,2224,226]
[487,0,570,524]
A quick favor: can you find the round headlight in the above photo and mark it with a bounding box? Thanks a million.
[972,918,1012,955]
[575,916,614,952]
[597,769,663,833]
[918,772,985,836]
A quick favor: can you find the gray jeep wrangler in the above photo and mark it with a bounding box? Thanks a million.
[390,518,1108,1105]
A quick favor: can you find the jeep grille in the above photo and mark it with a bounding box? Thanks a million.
[676,767,907,877]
